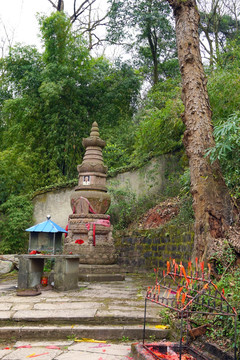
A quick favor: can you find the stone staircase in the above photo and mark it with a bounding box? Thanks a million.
[0,275,171,342]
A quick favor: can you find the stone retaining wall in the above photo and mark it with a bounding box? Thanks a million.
[32,154,181,228]
[0,224,193,274]
[115,224,194,271]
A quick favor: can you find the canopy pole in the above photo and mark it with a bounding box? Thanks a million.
[53,233,56,254]
[28,233,32,253]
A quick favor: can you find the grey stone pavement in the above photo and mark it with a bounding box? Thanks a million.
[0,340,134,359]
[0,274,170,359]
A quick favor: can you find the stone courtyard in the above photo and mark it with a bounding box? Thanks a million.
[0,273,169,359]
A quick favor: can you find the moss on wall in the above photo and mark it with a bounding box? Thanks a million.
[114,224,194,271]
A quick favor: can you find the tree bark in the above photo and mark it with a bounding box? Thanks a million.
[166,0,235,261]
[147,30,159,85]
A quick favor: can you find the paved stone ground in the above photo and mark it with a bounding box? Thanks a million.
[0,274,170,359]
[0,340,134,359]
[0,275,164,326]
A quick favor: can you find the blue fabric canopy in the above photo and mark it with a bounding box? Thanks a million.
[26,219,67,233]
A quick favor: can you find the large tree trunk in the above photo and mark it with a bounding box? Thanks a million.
[167,0,235,261]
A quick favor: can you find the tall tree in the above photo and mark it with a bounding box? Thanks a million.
[223,0,240,34]
[166,0,237,261]
[107,0,177,84]
[0,19,15,58]
[197,0,240,66]
[47,0,109,50]
[0,12,141,202]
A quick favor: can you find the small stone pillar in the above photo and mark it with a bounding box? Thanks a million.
[64,122,117,267]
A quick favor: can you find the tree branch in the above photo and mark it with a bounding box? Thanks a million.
[47,0,58,10]
[70,0,96,22]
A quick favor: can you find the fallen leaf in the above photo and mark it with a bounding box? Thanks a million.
[28,353,49,358]
[155,325,170,329]
[75,338,106,343]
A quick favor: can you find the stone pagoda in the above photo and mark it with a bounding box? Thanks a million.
[64,122,124,281]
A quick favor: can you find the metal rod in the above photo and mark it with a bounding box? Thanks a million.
[146,297,181,313]
[234,315,237,360]
[143,298,147,345]
[179,312,183,360]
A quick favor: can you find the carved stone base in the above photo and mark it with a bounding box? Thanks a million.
[64,243,117,265]
[64,214,117,265]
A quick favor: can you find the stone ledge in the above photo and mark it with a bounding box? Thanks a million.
[0,325,170,341]
[78,273,125,282]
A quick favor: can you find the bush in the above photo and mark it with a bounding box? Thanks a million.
[108,182,159,230]
[131,79,185,163]
[0,195,33,254]
[205,111,240,198]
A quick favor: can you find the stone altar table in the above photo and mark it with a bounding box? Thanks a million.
[18,255,79,291]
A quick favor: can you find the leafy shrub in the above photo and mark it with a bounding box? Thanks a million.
[208,69,240,124]
[0,195,33,254]
[103,118,136,172]
[205,111,240,198]
[131,79,185,163]
[212,267,240,354]
[107,184,137,230]
[108,182,159,230]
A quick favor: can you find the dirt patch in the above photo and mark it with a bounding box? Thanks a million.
[137,198,180,229]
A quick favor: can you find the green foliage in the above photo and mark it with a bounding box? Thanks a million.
[108,185,137,229]
[210,267,240,354]
[158,308,172,325]
[161,165,194,226]
[205,111,240,197]
[107,0,177,83]
[217,267,240,311]
[0,12,141,206]
[108,183,159,230]
[103,118,137,171]
[208,67,240,124]
[120,336,130,342]
[39,12,73,64]
[199,9,240,65]
[210,240,237,276]
[0,195,33,254]
[206,41,240,197]
[219,37,240,68]
[86,59,141,128]
[175,195,194,225]
[207,37,240,123]
[132,79,185,162]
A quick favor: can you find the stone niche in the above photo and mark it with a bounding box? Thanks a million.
[64,122,117,266]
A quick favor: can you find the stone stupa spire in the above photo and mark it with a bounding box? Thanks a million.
[64,121,124,279]
[76,121,108,193]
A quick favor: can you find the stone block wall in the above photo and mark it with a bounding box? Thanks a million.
[114,224,194,272]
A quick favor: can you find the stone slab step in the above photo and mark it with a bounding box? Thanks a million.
[78,264,125,275]
[0,325,170,342]
[78,273,125,282]
[2,309,160,325]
